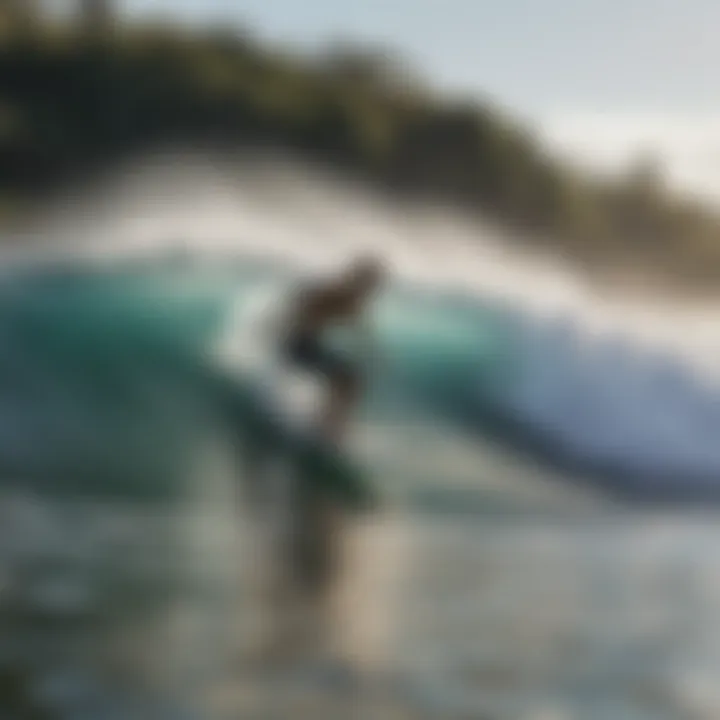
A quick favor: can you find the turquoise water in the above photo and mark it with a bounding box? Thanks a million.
[0,257,509,503]
[1,254,720,504]
[4,255,720,720]
[0,263,232,500]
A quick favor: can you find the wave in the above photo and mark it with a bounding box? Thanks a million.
[0,253,718,504]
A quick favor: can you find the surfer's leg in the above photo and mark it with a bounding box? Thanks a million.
[290,495,346,655]
[285,334,360,443]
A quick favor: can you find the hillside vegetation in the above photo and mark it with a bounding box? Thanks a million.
[0,13,719,289]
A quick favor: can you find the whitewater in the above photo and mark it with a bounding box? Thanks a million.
[3,147,720,497]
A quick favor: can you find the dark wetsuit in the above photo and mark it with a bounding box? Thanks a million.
[284,331,353,382]
[282,283,359,385]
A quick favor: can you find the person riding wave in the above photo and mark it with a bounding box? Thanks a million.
[278,255,385,445]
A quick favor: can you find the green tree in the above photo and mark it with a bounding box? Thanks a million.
[80,0,113,36]
[0,0,41,37]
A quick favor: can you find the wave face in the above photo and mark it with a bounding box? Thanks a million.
[0,253,719,503]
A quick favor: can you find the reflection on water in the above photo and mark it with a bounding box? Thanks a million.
[2,494,720,719]
[397,514,720,719]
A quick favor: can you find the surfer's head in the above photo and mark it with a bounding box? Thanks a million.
[343,255,385,297]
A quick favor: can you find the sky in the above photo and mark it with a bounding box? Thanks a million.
[118,0,720,197]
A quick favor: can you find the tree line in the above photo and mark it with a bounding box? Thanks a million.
[0,8,719,290]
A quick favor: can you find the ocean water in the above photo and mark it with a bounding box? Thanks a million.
[4,497,720,719]
[3,153,720,718]
[0,252,718,503]
[0,253,719,720]
[0,255,513,501]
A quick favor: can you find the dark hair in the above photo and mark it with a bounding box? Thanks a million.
[346,255,384,287]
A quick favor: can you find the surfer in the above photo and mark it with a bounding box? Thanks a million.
[281,255,385,444]
[238,256,384,670]
[271,256,385,666]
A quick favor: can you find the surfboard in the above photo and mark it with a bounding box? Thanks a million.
[218,373,376,514]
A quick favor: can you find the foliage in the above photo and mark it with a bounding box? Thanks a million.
[0,13,718,289]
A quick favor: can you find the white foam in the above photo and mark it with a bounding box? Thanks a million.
[8,147,720,379]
